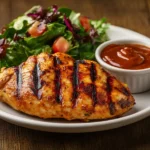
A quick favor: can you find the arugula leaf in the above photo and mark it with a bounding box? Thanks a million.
[63,30,73,41]
[79,51,95,60]
[0,42,30,68]
[1,28,16,39]
[29,45,52,55]
[0,42,52,68]
[78,42,94,60]
[67,47,79,59]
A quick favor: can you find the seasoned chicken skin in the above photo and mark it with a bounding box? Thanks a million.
[0,52,135,120]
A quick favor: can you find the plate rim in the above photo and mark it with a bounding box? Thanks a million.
[0,25,150,132]
[0,104,149,127]
[108,25,150,41]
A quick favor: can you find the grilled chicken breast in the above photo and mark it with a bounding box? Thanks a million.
[0,52,135,120]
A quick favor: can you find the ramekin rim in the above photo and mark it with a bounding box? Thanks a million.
[95,39,150,74]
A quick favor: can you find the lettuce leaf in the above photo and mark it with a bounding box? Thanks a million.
[0,42,52,68]
[25,23,66,48]
[90,18,109,43]
[58,8,72,17]
[0,42,30,68]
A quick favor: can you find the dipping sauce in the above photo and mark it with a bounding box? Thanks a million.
[101,44,150,70]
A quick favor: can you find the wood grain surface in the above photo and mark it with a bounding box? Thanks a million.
[0,0,150,150]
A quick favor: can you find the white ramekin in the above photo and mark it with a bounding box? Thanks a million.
[95,39,150,93]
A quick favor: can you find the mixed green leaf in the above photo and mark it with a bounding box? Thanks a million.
[0,5,109,68]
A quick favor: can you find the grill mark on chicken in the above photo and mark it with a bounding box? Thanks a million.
[15,64,22,98]
[90,63,97,105]
[72,60,79,107]
[72,60,85,107]
[118,99,131,109]
[54,56,62,103]
[106,76,116,115]
[32,62,42,99]
[115,87,130,96]
[90,63,96,81]
[54,56,62,66]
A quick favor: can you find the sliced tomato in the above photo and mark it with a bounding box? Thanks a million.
[79,16,91,31]
[28,21,47,37]
[52,37,70,53]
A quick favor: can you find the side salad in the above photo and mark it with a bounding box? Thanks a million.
[0,5,108,68]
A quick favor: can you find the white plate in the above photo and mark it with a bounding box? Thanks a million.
[0,25,150,133]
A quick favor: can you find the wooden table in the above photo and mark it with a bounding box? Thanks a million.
[0,0,150,149]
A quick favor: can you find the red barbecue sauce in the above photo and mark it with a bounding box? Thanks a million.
[101,44,150,70]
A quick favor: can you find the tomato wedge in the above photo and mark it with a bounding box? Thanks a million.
[79,16,91,31]
[28,21,47,37]
[52,37,70,53]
